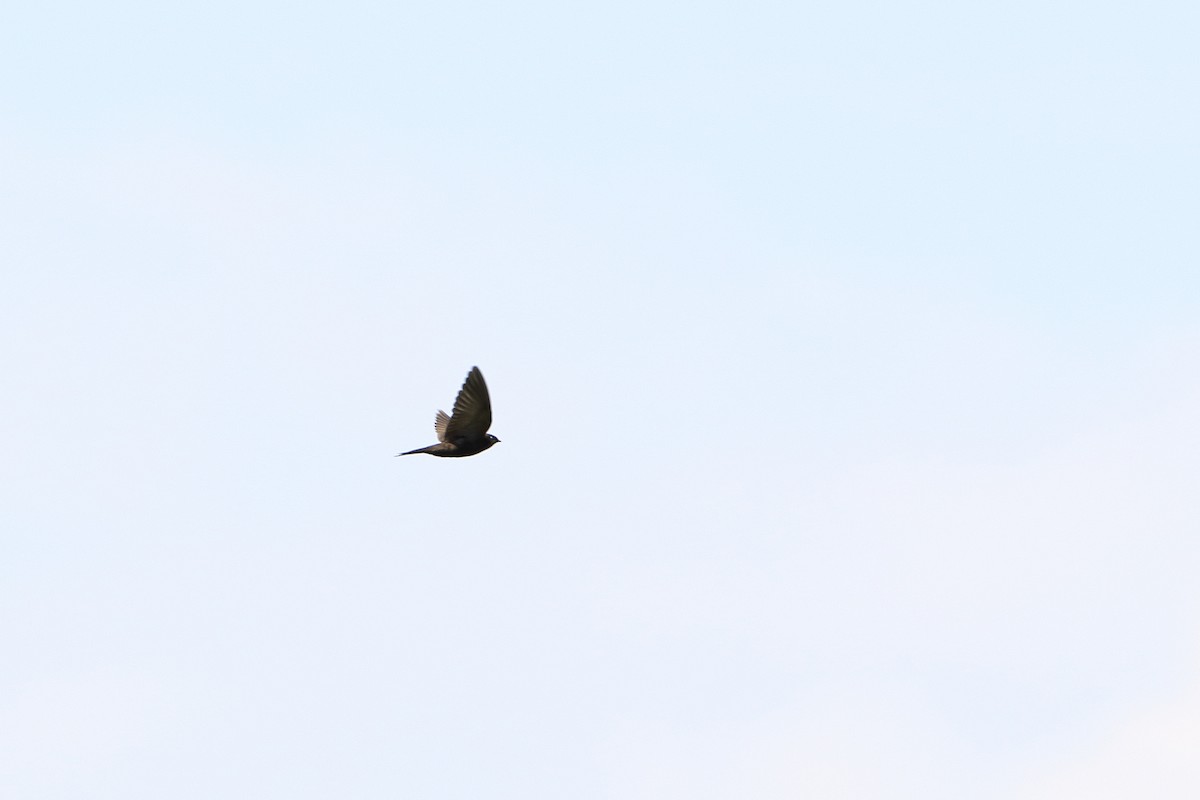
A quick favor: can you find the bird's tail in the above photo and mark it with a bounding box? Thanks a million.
[395,446,431,456]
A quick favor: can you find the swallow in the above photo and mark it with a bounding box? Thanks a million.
[396,366,501,457]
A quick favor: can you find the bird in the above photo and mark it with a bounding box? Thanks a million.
[396,366,501,457]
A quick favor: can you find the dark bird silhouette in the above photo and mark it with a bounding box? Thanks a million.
[396,366,501,457]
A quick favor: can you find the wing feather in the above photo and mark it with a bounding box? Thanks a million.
[434,410,451,442]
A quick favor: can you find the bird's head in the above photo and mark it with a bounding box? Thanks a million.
[487,434,501,445]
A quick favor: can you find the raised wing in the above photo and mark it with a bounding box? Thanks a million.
[444,366,492,441]
[434,410,451,442]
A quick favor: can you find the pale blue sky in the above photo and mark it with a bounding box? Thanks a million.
[3,1,1200,798]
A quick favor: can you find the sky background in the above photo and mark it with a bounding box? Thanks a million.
[3,1,1200,797]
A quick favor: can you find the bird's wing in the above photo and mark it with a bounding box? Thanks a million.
[444,366,492,441]
[434,410,451,442]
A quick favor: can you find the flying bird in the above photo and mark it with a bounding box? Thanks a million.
[396,366,501,457]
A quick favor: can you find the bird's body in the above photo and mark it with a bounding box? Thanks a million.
[397,366,500,458]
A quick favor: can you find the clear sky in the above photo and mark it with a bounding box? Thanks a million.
[3,1,1199,797]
